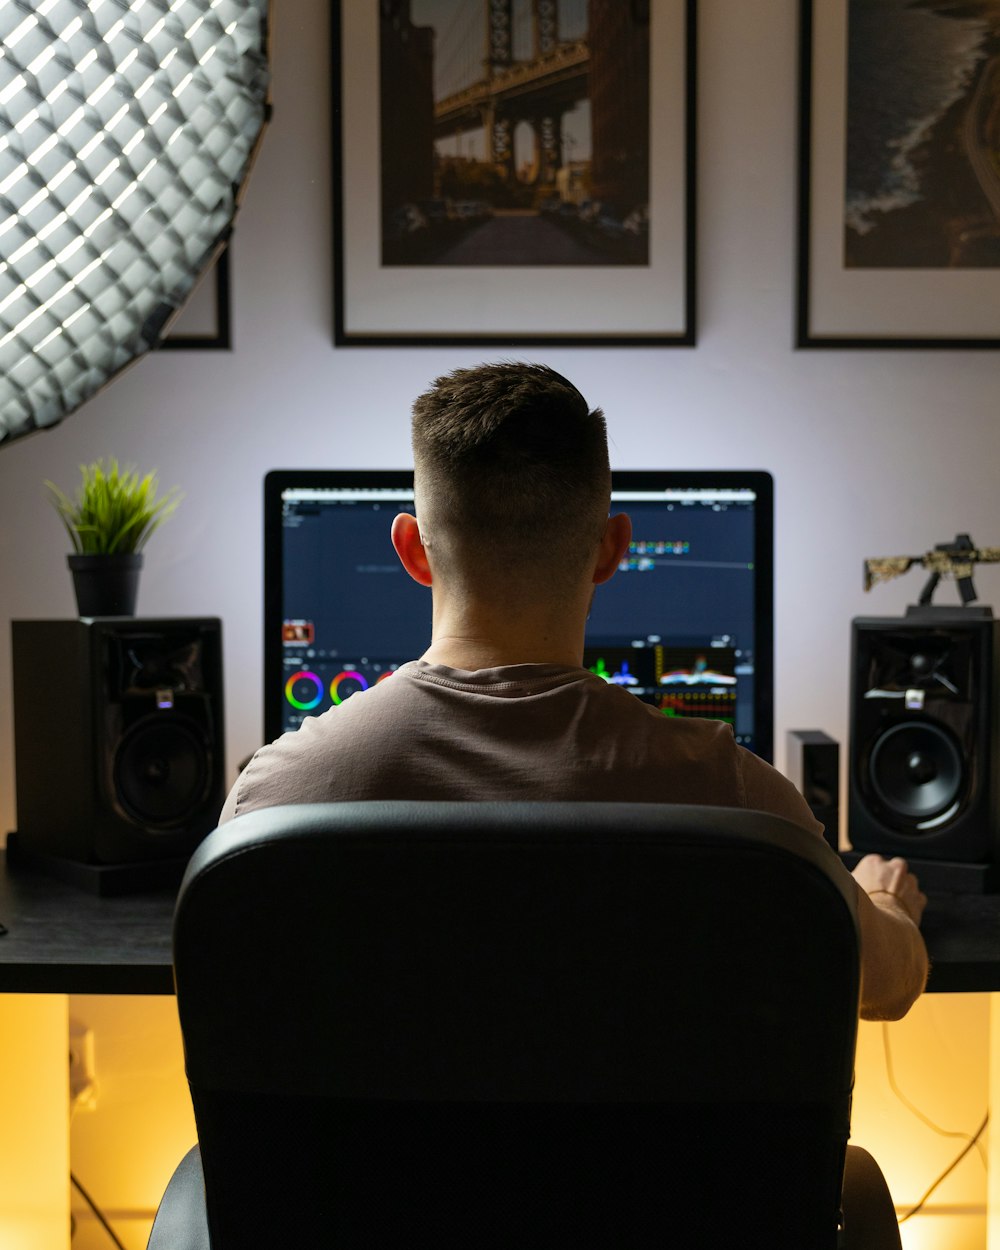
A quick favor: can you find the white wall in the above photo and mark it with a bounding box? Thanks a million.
[2,0,999,832]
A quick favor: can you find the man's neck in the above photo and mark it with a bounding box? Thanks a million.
[421,595,587,672]
[420,635,583,672]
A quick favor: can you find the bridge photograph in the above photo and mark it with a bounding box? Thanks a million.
[380,0,651,266]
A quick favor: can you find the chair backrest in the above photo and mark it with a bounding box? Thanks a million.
[173,801,861,1248]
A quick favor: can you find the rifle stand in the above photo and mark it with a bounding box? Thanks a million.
[905,603,994,622]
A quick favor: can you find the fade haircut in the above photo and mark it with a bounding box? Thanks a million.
[411,362,611,595]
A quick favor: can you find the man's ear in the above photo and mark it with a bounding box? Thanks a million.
[592,512,632,585]
[391,512,433,586]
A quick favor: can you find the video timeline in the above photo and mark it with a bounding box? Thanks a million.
[583,642,739,725]
[619,536,691,573]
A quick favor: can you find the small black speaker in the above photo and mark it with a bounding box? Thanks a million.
[849,608,1000,887]
[786,730,839,854]
[11,618,225,877]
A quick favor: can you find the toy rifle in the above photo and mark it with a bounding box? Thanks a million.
[864,534,1000,606]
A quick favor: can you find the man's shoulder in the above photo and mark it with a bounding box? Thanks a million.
[221,669,419,821]
[589,679,743,741]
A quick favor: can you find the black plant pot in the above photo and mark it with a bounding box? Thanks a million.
[68,552,143,616]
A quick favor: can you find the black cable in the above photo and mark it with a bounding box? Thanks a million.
[881,1019,990,1223]
[70,1172,128,1250]
[896,1111,989,1224]
[882,1021,988,1165]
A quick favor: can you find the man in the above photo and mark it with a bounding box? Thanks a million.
[221,361,928,1020]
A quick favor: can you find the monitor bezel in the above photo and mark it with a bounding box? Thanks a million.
[263,468,774,760]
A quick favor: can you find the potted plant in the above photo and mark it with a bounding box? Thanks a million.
[45,458,182,616]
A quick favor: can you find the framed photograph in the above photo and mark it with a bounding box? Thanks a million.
[797,0,1000,348]
[160,248,231,351]
[332,0,695,346]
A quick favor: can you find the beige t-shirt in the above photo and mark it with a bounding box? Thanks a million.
[221,662,823,837]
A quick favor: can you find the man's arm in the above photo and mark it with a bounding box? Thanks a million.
[850,853,929,1020]
[740,750,928,1019]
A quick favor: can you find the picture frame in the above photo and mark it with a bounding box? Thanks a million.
[160,248,232,351]
[332,0,696,346]
[797,0,1000,349]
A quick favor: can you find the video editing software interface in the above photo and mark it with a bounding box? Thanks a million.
[264,471,773,759]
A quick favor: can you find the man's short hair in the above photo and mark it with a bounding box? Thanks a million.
[411,361,611,595]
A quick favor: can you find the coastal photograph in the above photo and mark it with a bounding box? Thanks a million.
[844,0,1000,268]
[379,0,651,266]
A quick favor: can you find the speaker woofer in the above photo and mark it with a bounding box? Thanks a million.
[114,717,211,828]
[869,721,963,824]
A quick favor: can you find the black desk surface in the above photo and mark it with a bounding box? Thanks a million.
[0,851,176,994]
[0,850,998,996]
[919,890,1000,993]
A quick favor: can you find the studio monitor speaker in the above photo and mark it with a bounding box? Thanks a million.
[786,730,839,854]
[12,617,225,869]
[849,610,999,875]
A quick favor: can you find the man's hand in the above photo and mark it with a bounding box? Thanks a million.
[850,854,929,1019]
[851,853,927,926]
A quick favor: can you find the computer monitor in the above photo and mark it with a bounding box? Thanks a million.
[263,469,774,760]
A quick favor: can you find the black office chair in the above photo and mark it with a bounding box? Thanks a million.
[148,801,900,1248]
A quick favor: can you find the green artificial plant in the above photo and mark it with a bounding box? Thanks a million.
[45,458,182,555]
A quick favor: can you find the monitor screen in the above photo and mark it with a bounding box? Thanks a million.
[263,469,774,760]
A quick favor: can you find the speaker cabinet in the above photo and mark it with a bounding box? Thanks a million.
[786,730,839,854]
[849,610,999,872]
[12,618,225,868]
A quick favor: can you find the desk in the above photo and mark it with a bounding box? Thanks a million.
[0,851,175,994]
[918,891,1000,993]
[0,852,175,1248]
[2,850,998,994]
[1,852,999,1249]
